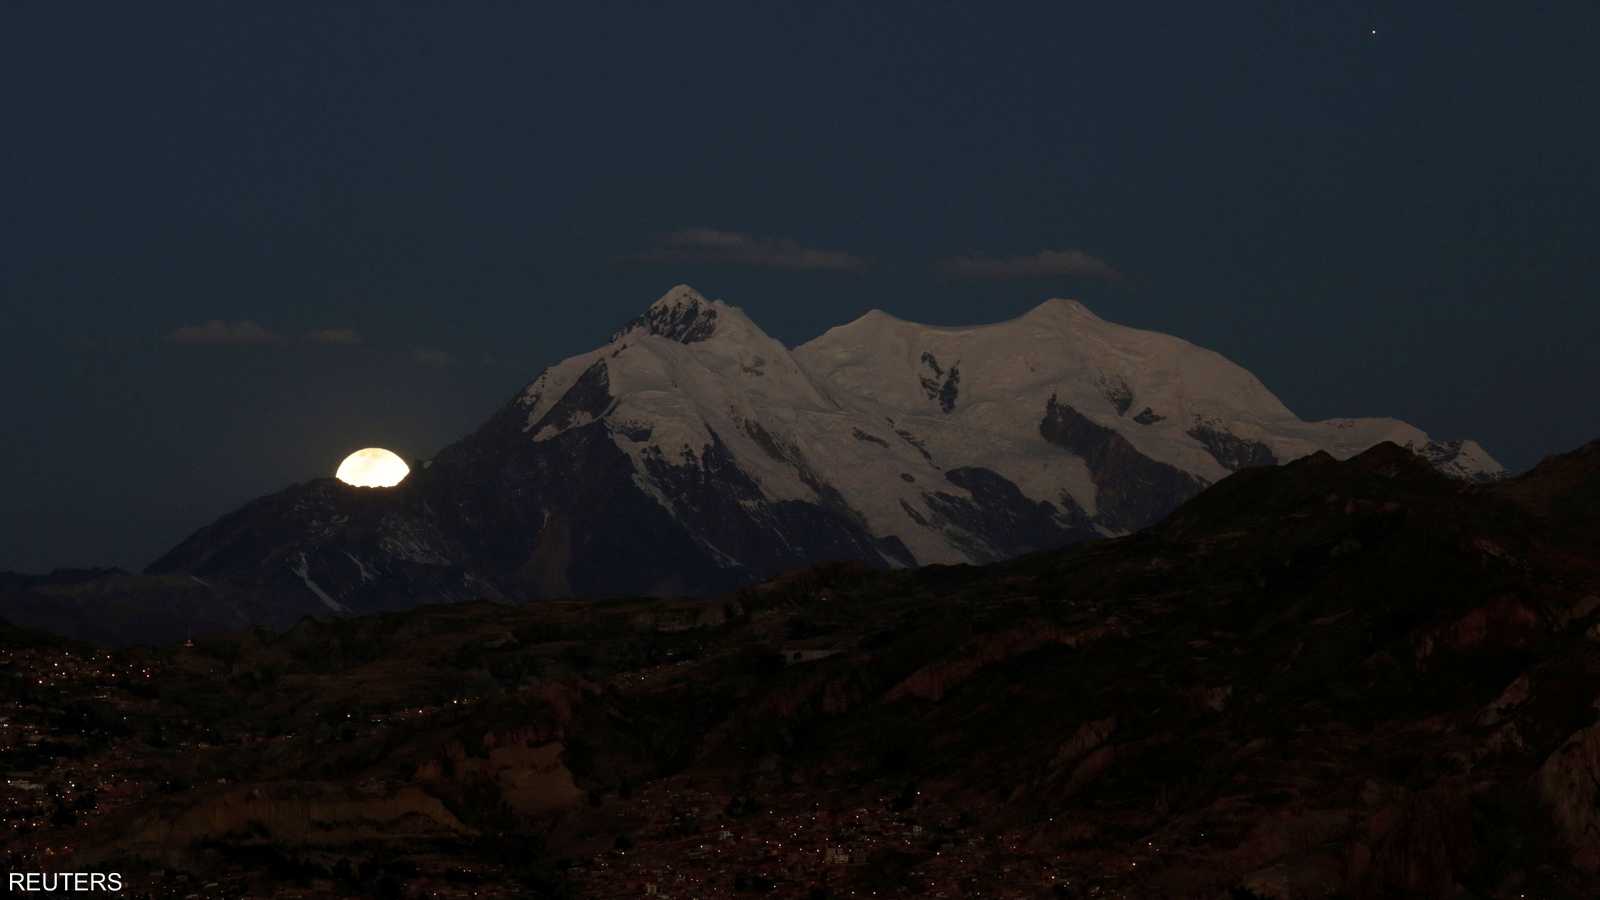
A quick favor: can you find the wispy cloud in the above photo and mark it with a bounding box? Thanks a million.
[166,320,280,345]
[411,347,456,368]
[938,249,1123,282]
[305,328,363,345]
[628,227,867,271]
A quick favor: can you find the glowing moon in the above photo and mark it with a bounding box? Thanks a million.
[335,447,410,487]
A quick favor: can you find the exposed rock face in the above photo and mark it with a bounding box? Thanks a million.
[919,467,1094,563]
[917,351,961,412]
[1540,724,1600,871]
[1039,396,1207,531]
[527,358,613,438]
[1187,419,1279,471]
[614,284,721,343]
[885,622,1112,703]
[420,737,583,816]
[1418,437,1508,483]
[114,783,472,854]
[1354,786,1477,898]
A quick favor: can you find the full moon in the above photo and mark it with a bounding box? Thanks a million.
[335,447,410,487]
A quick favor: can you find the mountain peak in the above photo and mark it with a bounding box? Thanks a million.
[1024,297,1097,320]
[650,284,707,310]
[616,284,720,343]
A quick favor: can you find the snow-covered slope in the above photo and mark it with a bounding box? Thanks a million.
[150,285,1503,609]
[510,285,1501,568]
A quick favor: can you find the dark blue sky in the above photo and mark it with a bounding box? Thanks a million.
[3,2,1596,571]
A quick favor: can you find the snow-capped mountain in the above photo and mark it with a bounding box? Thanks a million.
[147,285,1503,611]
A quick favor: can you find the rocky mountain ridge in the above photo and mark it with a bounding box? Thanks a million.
[7,438,1598,897]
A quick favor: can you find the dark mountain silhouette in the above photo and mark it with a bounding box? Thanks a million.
[5,437,1597,896]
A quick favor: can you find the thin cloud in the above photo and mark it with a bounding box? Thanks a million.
[411,347,455,368]
[629,227,867,271]
[166,320,280,345]
[305,328,363,345]
[938,249,1123,282]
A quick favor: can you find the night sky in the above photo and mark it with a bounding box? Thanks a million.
[3,2,1596,572]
